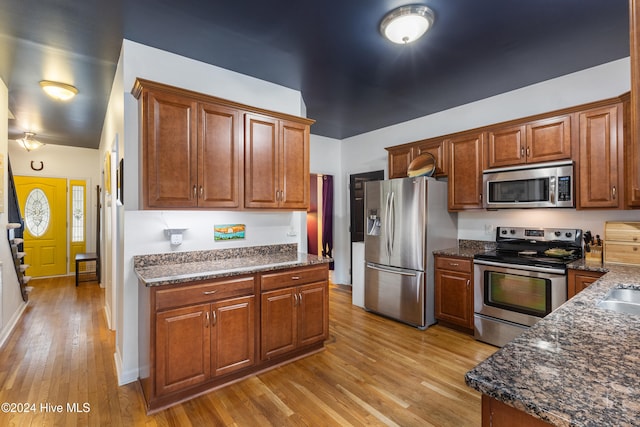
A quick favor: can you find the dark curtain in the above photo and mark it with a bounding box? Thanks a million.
[321,175,334,269]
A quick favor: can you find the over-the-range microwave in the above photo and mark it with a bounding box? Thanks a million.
[483,160,574,209]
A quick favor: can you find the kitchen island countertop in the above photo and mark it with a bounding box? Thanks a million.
[465,262,640,426]
[134,244,331,286]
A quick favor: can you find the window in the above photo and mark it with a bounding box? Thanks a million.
[25,188,50,237]
[71,184,84,242]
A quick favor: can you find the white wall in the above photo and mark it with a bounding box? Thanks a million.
[0,78,27,347]
[331,58,636,284]
[104,40,312,384]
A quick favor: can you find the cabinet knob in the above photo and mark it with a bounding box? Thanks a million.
[634,236,638,242]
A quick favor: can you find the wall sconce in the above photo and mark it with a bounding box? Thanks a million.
[16,132,45,152]
[39,80,78,101]
[380,4,435,44]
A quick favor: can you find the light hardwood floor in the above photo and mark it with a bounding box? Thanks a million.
[0,277,496,426]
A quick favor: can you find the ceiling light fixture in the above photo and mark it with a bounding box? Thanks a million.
[16,132,45,152]
[39,80,78,101]
[380,4,435,44]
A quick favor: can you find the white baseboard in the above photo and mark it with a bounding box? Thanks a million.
[114,347,138,386]
[103,304,113,330]
[0,301,28,348]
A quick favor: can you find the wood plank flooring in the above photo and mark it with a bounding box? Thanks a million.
[0,277,496,426]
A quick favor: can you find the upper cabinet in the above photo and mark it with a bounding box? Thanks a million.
[244,114,310,209]
[448,132,485,211]
[486,115,572,169]
[628,0,640,207]
[577,102,624,209]
[132,79,313,210]
[386,139,448,179]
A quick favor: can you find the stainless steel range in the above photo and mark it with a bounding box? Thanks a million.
[473,226,582,347]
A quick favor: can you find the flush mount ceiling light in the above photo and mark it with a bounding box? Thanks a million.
[380,4,435,44]
[16,132,45,152]
[39,80,78,101]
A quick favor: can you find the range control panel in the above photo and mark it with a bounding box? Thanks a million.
[496,226,582,243]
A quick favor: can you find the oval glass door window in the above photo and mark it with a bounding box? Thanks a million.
[25,188,51,237]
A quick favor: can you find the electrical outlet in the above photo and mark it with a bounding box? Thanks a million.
[170,233,182,245]
[484,224,494,236]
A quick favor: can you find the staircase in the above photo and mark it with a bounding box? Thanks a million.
[7,159,29,302]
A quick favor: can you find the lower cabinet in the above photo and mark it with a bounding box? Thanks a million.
[567,269,605,299]
[138,264,329,413]
[260,267,329,360]
[155,296,254,395]
[434,255,474,332]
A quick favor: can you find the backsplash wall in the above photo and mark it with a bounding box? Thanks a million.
[458,209,640,241]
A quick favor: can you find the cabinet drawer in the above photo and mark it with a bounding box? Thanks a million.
[155,276,255,311]
[261,265,328,291]
[435,256,472,273]
[604,243,640,265]
[605,222,640,243]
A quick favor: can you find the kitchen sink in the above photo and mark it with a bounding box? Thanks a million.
[596,287,640,316]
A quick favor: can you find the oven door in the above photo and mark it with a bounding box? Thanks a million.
[473,260,567,327]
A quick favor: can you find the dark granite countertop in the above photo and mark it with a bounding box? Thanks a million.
[433,239,496,259]
[465,263,640,426]
[134,244,331,286]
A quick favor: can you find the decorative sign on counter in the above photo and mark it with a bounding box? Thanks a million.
[214,224,246,241]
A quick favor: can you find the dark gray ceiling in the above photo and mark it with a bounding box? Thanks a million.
[0,0,631,149]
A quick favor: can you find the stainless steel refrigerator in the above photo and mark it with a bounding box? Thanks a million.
[364,176,457,329]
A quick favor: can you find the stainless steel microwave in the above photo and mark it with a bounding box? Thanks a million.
[483,160,574,209]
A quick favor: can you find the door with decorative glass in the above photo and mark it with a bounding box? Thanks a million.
[14,176,67,277]
[69,180,87,273]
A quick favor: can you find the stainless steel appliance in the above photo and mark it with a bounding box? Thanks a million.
[364,176,457,329]
[473,226,582,347]
[483,160,574,209]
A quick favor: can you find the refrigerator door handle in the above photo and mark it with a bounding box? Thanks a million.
[389,191,396,254]
[365,263,417,277]
[384,191,391,258]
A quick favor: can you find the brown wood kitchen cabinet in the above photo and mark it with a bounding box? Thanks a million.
[448,132,485,211]
[486,115,572,169]
[387,145,413,179]
[386,139,448,179]
[134,80,242,209]
[567,269,605,299]
[140,275,256,407]
[577,102,624,209]
[260,265,329,360]
[244,113,311,209]
[629,0,640,207]
[434,255,474,333]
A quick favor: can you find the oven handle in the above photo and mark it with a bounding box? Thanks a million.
[473,259,566,275]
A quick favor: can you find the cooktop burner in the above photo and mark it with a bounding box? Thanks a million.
[474,226,583,270]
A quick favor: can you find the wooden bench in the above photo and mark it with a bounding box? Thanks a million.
[75,253,99,286]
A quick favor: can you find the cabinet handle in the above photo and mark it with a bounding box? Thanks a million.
[634,247,638,252]
[291,276,301,280]
[520,147,524,157]
[205,311,210,327]
[634,236,638,242]
[466,279,470,289]
[193,185,197,198]
[212,311,217,326]
[479,193,482,202]
[276,190,280,201]
[526,147,530,157]
[449,263,459,267]
[200,186,204,197]
[298,292,303,304]
[281,190,285,201]
[612,186,617,200]
[293,293,299,306]
[203,290,217,295]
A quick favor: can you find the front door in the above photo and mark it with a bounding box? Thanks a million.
[14,176,67,277]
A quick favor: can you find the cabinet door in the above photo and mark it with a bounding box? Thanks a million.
[434,269,472,329]
[279,120,310,209]
[526,115,572,163]
[261,287,296,360]
[629,0,640,207]
[387,146,413,178]
[144,90,198,208]
[415,139,448,176]
[245,113,279,208]
[211,296,255,377]
[156,304,210,395]
[487,125,526,168]
[578,105,623,208]
[297,282,328,347]
[448,133,485,210]
[568,270,604,299]
[198,102,242,208]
